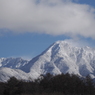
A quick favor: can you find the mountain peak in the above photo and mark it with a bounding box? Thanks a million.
[22,40,95,79]
[52,40,81,51]
[0,40,95,82]
[54,40,69,44]
[53,40,71,47]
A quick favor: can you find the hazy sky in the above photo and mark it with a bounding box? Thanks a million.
[0,0,95,59]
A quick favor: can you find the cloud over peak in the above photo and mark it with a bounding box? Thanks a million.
[0,0,95,38]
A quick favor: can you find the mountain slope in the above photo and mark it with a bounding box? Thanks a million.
[0,57,28,69]
[0,67,29,82]
[0,40,95,82]
[0,67,40,82]
[22,41,95,78]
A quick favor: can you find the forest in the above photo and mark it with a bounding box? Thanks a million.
[0,73,95,95]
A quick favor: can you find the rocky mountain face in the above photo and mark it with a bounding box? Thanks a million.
[0,41,95,82]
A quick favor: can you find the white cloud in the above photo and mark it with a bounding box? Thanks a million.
[0,0,95,38]
[64,39,93,47]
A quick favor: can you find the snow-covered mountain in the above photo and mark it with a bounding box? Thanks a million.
[1,40,95,82]
[0,67,39,82]
[22,41,95,79]
[0,67,30,82]
[0,57,28,69]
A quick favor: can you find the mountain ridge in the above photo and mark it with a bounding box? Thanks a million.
[0,57,28,69]
[0,40,95,82]
[22,40,95,78]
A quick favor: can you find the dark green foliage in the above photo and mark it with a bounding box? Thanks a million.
[0,74,95,95]
[0,82,6,95]
[4,77,22,95]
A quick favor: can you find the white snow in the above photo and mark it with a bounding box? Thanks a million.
[0,40,95,82]
[0,57,28,69]
[22,40,95,79]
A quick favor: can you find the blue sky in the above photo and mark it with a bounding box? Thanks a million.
[0,33,70,59]
[0,0,95,59]
[77,0,95,7]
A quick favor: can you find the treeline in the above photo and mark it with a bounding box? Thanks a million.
[0,73,95,95]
